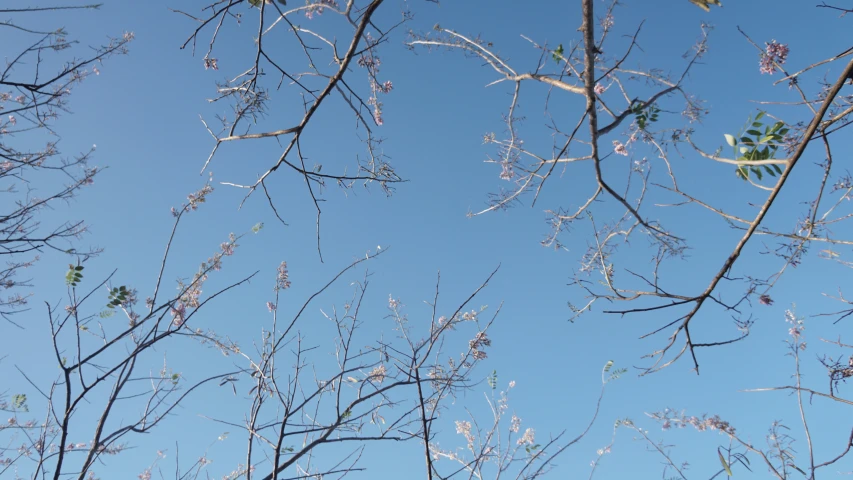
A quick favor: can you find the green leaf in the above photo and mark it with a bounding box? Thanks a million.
[718,448,733,476]
[487,370,498,390]
[773,164,783,174]
[746,129,762,136]
[724,134,737,147]
[12,394,27,411]
[552,44,564,64]
[66,265,84,286]
[755,111,765,121]
[603,360,614,372]
[252,222,264,233]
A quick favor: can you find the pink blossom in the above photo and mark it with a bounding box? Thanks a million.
[759,40,789,75]
[203,57,218,70]
[594,83,606,95]
[171,303,186,327]
[276,261,291,290]
[305,0,339,19]
[613,140,628,156]
[369,364,386,383]
[93,67,100,75]
[759,294,773,305]
[517,427,535,445]
[510,414,521,433]
[266,301,276,312]
[499,162,514,180]
[7,115,15,125]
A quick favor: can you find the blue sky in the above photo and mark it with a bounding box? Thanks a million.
[3,0,853,478]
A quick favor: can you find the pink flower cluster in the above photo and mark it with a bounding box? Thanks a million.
[785,309,804,339]
[276,261,291,290]
[516,427,535,446]
[612,140,628,156]
[305,0,338,19]
[359,33,391,126]
[653,409,736,436]
[172,234,239,327]
[499,161,514,181]
[759,40,789,75]
[203,57,218,71]
[468,331,491,360]
[172,184,214,216]
[455,420,475,448]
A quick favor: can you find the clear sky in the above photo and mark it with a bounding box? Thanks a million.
[3,0,853,478]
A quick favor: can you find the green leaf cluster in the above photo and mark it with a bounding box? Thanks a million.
[603,360,627,383]
[525,443,542,454]
[12,393,28,411]
[107,285,129,309]
[632,103,659,130]
[487,370,498,390]
[65,264,84,287]
[552,44,564,64]
[724,111,787,181]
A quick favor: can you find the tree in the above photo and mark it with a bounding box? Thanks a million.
[409,0,853,375]
[0,181,622,478]
[4,1,853,479]
[172,0,404,261]
[0,4,132,325]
